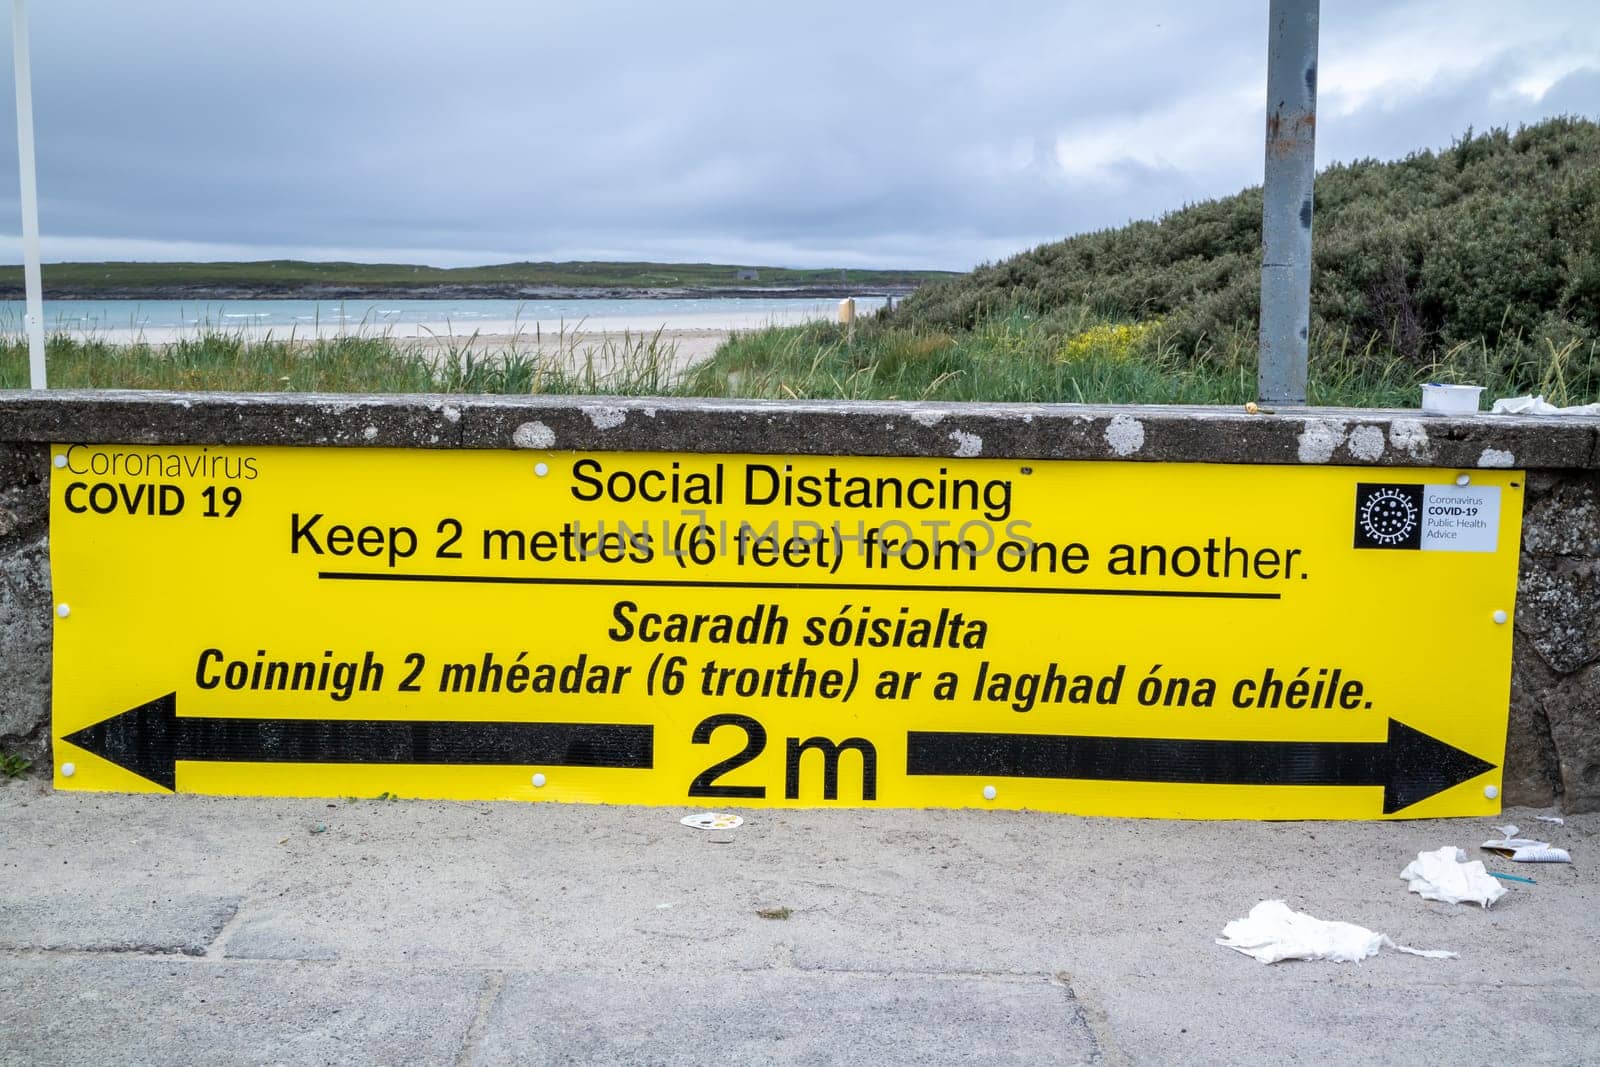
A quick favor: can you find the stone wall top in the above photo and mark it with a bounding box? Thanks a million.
[2,390,1597,469]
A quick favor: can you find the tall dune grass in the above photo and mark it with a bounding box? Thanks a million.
[680,311,1599,408]
[4,307,1594,408]
[0,323,685,396]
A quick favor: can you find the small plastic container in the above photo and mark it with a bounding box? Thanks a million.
[1421,383,1484,415]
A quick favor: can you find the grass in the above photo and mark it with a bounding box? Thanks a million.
[1,751,31,778]
[0,323,691,396]
[3,306,1594,407]
[679,310,1600,408]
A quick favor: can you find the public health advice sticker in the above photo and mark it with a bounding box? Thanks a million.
[49,446,1522,820]
[1354,483,1501,552]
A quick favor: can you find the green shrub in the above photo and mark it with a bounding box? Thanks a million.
[892,117,1600,400]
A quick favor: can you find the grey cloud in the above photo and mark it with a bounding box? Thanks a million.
[1540,67,1600,119]
[0,1,1594,269]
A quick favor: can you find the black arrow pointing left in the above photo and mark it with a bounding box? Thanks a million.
[62,693,654,792]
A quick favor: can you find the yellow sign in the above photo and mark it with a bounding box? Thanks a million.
[50,445,1522,819]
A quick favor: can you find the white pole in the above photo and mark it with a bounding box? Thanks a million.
[11,0,45,389]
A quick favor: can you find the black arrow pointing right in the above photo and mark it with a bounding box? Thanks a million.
[906,718,1495,814]
[63,693,654,792]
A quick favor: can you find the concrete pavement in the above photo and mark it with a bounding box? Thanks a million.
[1,779,1594,1065]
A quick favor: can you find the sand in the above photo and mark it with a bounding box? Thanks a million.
[46,324,735,387]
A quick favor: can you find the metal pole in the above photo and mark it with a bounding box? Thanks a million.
[11,0,46,389]
[1258,0,1318,405]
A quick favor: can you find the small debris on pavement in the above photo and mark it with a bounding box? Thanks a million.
[1535,815,1565,826]
[681,812,743,831]
[1399,846,1506,907]
[1217,900,1454,964]
[1481,826,1571,863]
[311,823,327,834]
[756,906,792,920]
[1489,871,1536,885]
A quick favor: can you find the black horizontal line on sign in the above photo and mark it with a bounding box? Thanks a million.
[318,571,1281,601]
[61,693,656,792]
[904,720,1498,814]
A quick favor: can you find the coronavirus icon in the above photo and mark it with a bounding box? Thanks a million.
[1359,486,1418,545]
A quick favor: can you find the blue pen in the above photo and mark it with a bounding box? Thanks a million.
[1489,871,1536,884]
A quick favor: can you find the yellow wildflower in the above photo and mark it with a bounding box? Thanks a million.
[1056,319,1160,362]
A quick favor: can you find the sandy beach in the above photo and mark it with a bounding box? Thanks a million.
[8,295,890,387]
[34,322,736,386]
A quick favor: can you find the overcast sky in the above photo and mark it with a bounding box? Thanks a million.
[0,1,1594,271]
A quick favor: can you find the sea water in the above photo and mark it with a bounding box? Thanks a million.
[0,296,888,343]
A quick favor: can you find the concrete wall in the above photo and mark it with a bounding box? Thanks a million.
[3,391,1597,809]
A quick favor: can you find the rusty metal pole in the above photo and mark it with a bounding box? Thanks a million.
[1259,0,1319,405]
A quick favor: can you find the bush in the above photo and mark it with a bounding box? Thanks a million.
[892,117,1600,395]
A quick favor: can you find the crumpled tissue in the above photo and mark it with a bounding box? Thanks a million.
[1399,846,1507,907]
[1491,394,1600,416]
[1217,900,1455,964]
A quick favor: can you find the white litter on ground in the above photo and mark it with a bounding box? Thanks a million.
[1399,846,1507,907]
[1217,900,1456,964]
[1491,395,1600,416]
[1502,846,1574,861]
[1481,826,1571,863]
[680,812,743,830]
